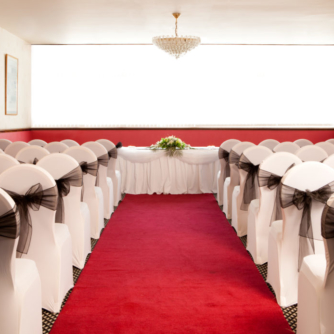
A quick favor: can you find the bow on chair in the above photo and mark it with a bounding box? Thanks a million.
[55,166,83,223]
[218,148,231,180]
[96,153,109,186]
[4,183,58,257]
[280,181,334,270]
[229,150,240,167]
[258,164,295,225]
[19,158,39,165]
[79,161,98,201]
[322,203,334,240]
[238,155,259,211]
[108,147,117,159]
[0,204,20,239]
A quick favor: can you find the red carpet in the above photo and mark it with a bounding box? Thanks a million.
[51,194,291,334]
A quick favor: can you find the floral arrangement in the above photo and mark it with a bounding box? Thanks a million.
[150,136,191,157]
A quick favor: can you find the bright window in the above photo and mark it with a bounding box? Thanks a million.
[31,45,334,128]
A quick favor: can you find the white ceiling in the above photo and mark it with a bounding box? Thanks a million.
[1,0,334,45]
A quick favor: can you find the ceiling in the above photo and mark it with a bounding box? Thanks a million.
[1,0,334,45]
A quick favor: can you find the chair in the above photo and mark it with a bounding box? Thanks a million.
[216,139,241,206]
[296,145,328,162]
[16,146,50,164]
[82,142,114,219]
[231,146,272,236]
[315,141,334,157]
[96,139,122,206]
[0,165,73,313]
[273,141,300,154]
[44,142,69,153]
[61,139,80,147]
[326,139,334,145]
[323,154,334,169]
[0,139,12,151]
[0,154,20,174]
[28,139,47,147]
[247,153,302,264]
[267,162,334,307]
[38,154,91,269]
[294,139,313,147]
[297,194,334,334]
[0,149,3,154]
[258,139,279,151]
[0,188,42,334]
[5,142,30,158]
[64,146,104,239]
[222,142,255,219]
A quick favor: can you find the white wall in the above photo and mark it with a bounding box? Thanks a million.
[32,45,334,128]
[0,27,31,130]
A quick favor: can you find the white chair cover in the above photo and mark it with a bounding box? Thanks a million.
[258,139,280,151]
[294,139,313,147]
[296,146,328,162]
[0,189,42,334]
[323,155,334,169]
[267,162,334,307]
[217,139,240,206]
[82,142,114,219]
[28,139,47,147]
[61,139,80,147]
[44,142,69,153]
[222,142,255,219]
[0,139,12,151]
[0,154,20,174]
[0,165,73,313]
[273,141,300,154]
[315,142,334,157]
[297,194,334,334]
[96,139,122,206]
[247,152,302,264]
[38,154,91,269]
[16,146,49,164]
[231,146,272,236]
[64,147,104,239]
[5,142,30,158]
[326,139,334,145]
[0,149,4,154]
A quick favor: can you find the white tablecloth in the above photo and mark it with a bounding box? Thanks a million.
[116,147,219,194]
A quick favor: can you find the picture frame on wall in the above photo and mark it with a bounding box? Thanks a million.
[5,54,18,115]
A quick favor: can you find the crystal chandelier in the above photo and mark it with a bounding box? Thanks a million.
[152,13,201,59]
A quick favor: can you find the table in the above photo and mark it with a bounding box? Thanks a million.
[116,147,219,194]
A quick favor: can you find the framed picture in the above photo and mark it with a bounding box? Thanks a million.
[5,54,18,115]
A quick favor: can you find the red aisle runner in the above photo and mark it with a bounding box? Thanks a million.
[51,194,291,334]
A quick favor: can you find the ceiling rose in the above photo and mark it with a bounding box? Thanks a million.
[152,13,201,59]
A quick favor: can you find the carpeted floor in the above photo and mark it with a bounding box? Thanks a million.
[49,194,291,334]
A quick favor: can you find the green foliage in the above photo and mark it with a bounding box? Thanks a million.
[150,136,191,157]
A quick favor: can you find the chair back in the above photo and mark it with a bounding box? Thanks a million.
[0,154,20,174]
[61,139,80,147]
[29,139,47,147]
[96,139,118,175]
[259,139,279,151]
[315,142,334,157]
[323,155,334,169]
[218,139,240,182]
[280,162,334,279]
[296,145,328,162]
[273,141,299,154]
[326,139,334,145]
[16,146,50,164]
[0,139,12,151]
[44,142,69,153]
[294,139,313,147]
[4,141,29,158]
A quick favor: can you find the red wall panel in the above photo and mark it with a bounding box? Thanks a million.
[29,128,334,146]
[0,130,32,142]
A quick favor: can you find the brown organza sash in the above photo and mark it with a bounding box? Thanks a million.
[229,150,240,167]
[258,164,295,225]
[280,181,334,270]
[108,147,117,159]
[19,158,39,165]
[0,204,20,239]
[218,148,231,180]
[55,166,83,223]
[322,204,334,240]
[4,184,58,257]
[79,160,98,201]
[238,155,259,211]
[96,153,109,186]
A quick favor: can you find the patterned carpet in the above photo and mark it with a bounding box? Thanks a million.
[42,195,297,334]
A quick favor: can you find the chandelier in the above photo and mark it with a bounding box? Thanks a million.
[152,13,201,59]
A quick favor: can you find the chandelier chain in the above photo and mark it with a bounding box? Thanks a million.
[175,17,178,37]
